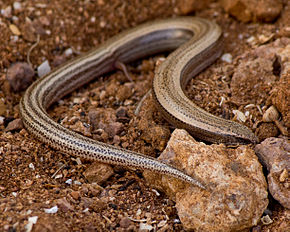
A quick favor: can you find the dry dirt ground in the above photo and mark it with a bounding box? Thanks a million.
[0,0,289,231]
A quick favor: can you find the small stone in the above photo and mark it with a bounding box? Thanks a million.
[255,137,290,209]
[176,0,211,14]
[70,191,80,200]
[107,122,124,137]
[90,197,107,212]
[139,223,153,232]
[9,24,21,35]
[44,205,58,214]
[220,0,282,22]
[83,162,114,184]
[13,2,22,10]
[5,118,23,131]
[116,83,133,102]
[261,215,273,225]
[232,109,246,122]
[56,198,74,212]
[0,116,4,125]
[1,6,12,18]
[119,216,131,228]
[144,129,268,231]
[116,106,127,118]
[6,62,34,92]
[279,169,288,182]
[37,60,51,77]
[221,53,232,63]
[52,55,67,68]
[64,48,73,56]
[88,108,123,137]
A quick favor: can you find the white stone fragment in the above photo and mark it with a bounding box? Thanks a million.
[233,109,246,122]
[64,48,73,56]
[28,216,38,224]
[44,206,58,214]
[13,2,22,10]
[139,223,153,231]
[0,116,4,125]
[37,60,51,77]
[74,180,82,185]
[1,6,12,18]
[136,208,142,216]
[221,53,233,63]
[29,163,35,170]
[65,179,72,185]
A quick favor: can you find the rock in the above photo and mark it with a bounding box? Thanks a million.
[116,83,134,102]
[255,137,290,209]
[5,118,23,131]
[56,197,74,212]
[176,0,212,14]
[144,129,268,231]
[116,106,127,118]
[267,43,290,130]
[6,62,34,92]
[119,216,131,228]
[83,162,114,184]
[220,0,282,22]
[256,122,279,142]
[70,191,80,200]
[9,24,21,36]
[88,108,124,137]
[230,38,289,140]
[89,197,107,212]
[37,60,51,77]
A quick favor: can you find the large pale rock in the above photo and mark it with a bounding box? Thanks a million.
[144,129,268,231]
[255,137,290,209]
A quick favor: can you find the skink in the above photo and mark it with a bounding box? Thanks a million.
[20,17,257,189]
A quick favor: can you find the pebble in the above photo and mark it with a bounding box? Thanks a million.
[6,62,34,92]
[28,163,35,171]
[56,198,74,212]
[221,53,232,63]
[0,116,4,125]
[83,162,114,184]
[13,2,22,10]
[5,119,23,131]
[37,60,51,77]
[65,179,72,185]
[70,191,80,200]
[255,137,290,209]
[232,109,246,122]
[119,216,131,228]
[9,24,21,35]
[25,216,38,232]
[144,129,268,231]
[44,205,58,214]
[139,223,153,231]
[1,6,12,18]
[220,0,282,22]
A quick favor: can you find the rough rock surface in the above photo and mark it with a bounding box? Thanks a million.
[144,129,268,231]
[220,0,283,22]
[255,137,290,209]
[267,43,290,130]
[230,38,290,141]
